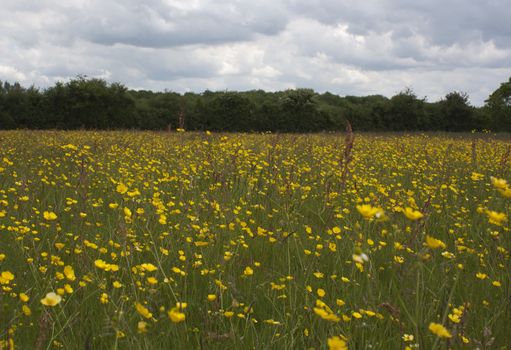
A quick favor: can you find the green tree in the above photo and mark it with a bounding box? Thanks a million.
[277,89,330,132]
[485,77,511,131]
[44,82,69,128]
[385,88,426,130]
[0,110,16,129]
[439,91,474,131]
[51,76,135,129]
[202,92,255,131]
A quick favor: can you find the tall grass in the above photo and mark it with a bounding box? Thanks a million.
[0,130,510,349]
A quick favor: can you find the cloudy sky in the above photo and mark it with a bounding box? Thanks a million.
[1,0,510,105]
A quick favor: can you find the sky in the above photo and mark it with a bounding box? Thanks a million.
[0,0,510,105]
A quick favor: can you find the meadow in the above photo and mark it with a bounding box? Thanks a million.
[0,130,510,349]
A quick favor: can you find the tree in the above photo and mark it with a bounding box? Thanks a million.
[277,89,330,132]
[0,110,16,129]
[485,77,511,131]
[44,82,68,128]
[48,76,136,129]
[203,92,254,131]
[385,88,426,130]
[439,91,474,131]
[2,78,511,132]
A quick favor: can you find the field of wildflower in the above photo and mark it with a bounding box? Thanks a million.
[0,130,510,349]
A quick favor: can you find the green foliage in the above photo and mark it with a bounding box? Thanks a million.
[385,88,426,131]
[202,92,255,131]
[485,77,511,131]
[439,91,475,131]
[1,76,510,132]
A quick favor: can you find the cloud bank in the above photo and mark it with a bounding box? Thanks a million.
[1,0,510,105]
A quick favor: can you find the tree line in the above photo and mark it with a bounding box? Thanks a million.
[1,76,510,132]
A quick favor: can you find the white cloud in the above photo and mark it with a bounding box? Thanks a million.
[0,0,510,105]
[0,65,26,81]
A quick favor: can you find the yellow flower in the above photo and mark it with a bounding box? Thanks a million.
[352,253,368,264]
[22,304,31,316]
[243,266,254,276]
[448,313,461,323]
[19,293,29,302]
[63,265,76,281]
[425,235,446,249]
[116,331,125,338]
[393,256,404,264]
[0,271,14,284]
[61,143,78,151]
[146,277,158,285]
[352,312,362,319]
[356,204,383,219]
[327,336,348,350]
[475,272,487,280]
[64,284,73,294]
[137,321,148,334]
[128,189,140,197]
[100,293,109,304]
[40,292,62,306]
[314,300,340,322]
[168,308,186,323]
[403,207,423,220]
[402,334,414,342]
[471,172,484,181]
[43,211,58,221]
[490,176,508,190]
[313,307,340,322]
[139,263,158,272]
[428,322,451,338]
[485,210,507,226]
[336,299,345,307]
[116,183,128,194]
[168,303,186,323]
[263,319,281,325]
[94,259,106,269]
[95,259,119,272]
[123,207,132,218]
[207,294,217,302]
[313,272,324,279]
[135,302,153,319]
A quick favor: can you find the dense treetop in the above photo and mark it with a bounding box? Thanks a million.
[1,76,510,132]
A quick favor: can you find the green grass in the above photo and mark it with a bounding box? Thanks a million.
[0,130,510,349]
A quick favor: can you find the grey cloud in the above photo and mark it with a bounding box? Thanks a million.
[289,0,511,49]
[0,0,510,106]
[66,0,289,48]
[2,0,290,49]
